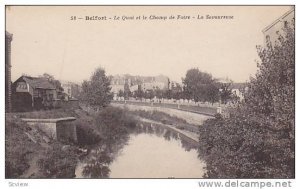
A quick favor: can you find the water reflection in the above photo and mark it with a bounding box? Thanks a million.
[134,122,199,151]
[109,133,205,178]
[81,150,111,178]
[76,122,204,178]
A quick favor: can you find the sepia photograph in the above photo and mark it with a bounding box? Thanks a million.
[5,5,295,180]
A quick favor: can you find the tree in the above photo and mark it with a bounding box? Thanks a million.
[40,73,64,100]
[219,82,234,104]
[124,79,131,100]
[199,24,294,178]
[132,85,144,100]
[117,90,124,98]
[205,82,219,105]
[145,89,154,100]
[170,82,183,100]
[182,68,219,103]
[154,88,164,100]
[81,67,112,110]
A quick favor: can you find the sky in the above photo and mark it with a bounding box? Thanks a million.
[6,6,292,83]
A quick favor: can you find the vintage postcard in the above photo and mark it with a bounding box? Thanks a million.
[5,5,295,182]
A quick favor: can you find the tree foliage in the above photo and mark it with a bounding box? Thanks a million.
[81,67,112,109]
[40,73,64,99]
[219,82,234,104]
[170,82,183,100]
[199,24,295,178]
[182,68,219,103]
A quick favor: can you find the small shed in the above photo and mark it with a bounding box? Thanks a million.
[12,76,57,111]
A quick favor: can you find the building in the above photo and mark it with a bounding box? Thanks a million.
[60,81,81,100]
[262,8,295,46]
[110,74,169,95]
[110,75,127,97]
[229,83,247,101]
[154,75,170,89]
[61,82,72,99]
[5,31,13,112]
[218,78,247,102]
[142,81,166,91]
[12,76,57,111]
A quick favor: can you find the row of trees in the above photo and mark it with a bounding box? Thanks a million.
[117,86,183,101]
[79,66,240,110]
[198,24,295,178]
[115,69,239,104]
[182,68,240,104]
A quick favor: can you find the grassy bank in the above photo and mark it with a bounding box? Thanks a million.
[113,100,217,116]
[128,109,200,133]
[5,106,138,178]
[11,108,77,119]
[5,113,79,178]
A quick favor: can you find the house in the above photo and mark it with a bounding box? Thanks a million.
[61,82,72,100]
[60,81,81,100]
[218,78,247,103]
[262,7,294,46]
[229,83,247,102]
[12,76,58,111]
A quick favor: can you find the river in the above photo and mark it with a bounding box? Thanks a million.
[75,122,206,178]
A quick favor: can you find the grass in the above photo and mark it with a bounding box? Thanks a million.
[5,114,43,178]
[6,105,139,178]
[113,100,218,116]
[128,109,200,133]
[130,109,188,125]
[10,108,77,119]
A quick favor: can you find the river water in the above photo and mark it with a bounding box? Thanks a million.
[75,122,206,178]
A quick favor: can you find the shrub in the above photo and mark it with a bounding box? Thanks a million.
[5,116,41,178]
[36,142,78,178]
[199,24,294,178]
[75,119,102,146]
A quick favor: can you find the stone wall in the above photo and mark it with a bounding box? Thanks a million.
[26,122,57,139]
[22,117,77,143]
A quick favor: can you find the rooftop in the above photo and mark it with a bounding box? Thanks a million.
[20,76,56,90]
[262,8,295,33]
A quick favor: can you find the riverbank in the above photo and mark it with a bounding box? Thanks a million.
[5,106,138,178]
[112,103,213,125]
[139,117,199,143]
[5,113,81,178]
[6,104,207,178]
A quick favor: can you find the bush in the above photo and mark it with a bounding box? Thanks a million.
[199,24,294,178]
[95,107,137,141]
[75,119,102,146]
[131,110,188,125]
[86,106,138,153]
[5,116,41,178]
[36,143,78,178]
